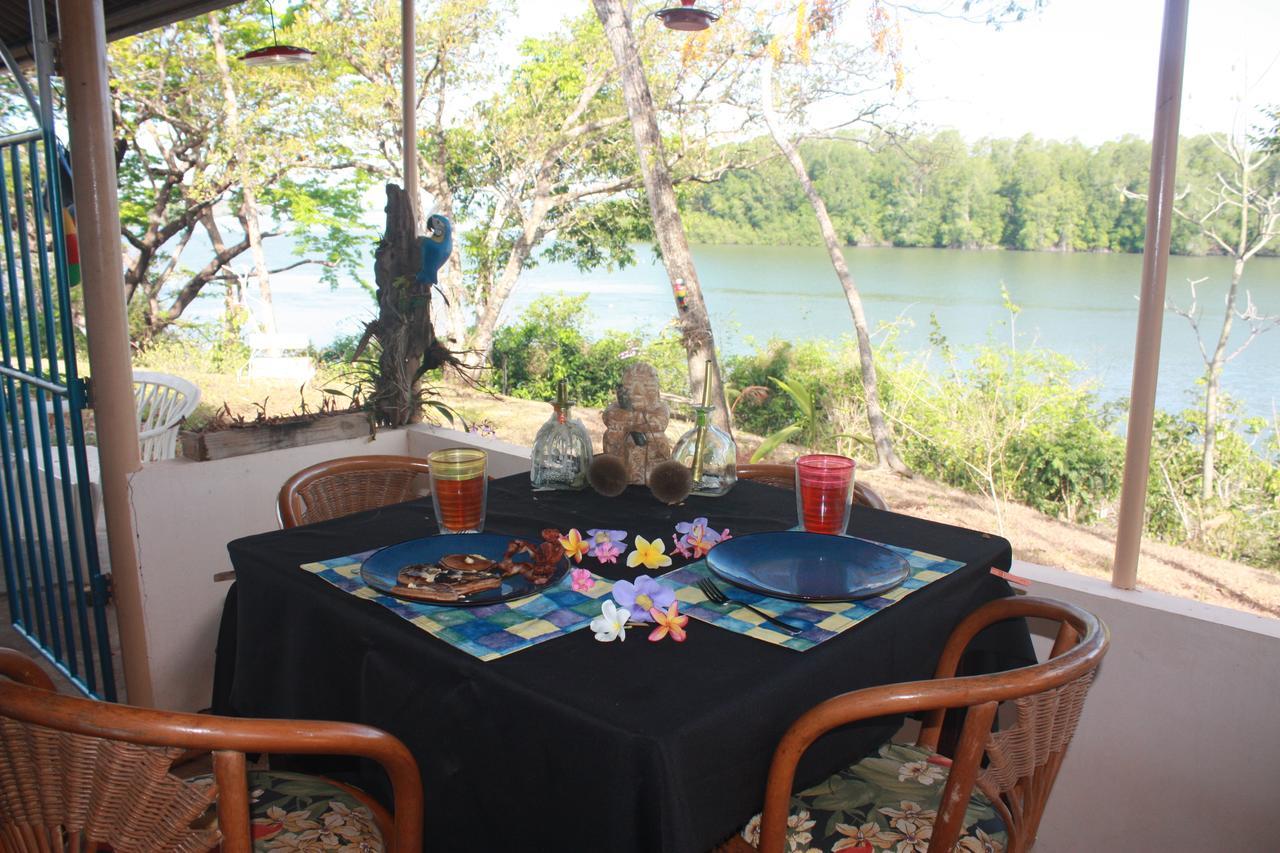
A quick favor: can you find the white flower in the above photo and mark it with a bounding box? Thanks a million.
[591,599,631,642]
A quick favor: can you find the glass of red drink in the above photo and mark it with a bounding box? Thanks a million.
[795,454,855,535]
[428,448,488,533]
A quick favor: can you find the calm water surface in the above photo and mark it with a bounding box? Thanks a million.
[182,243,1280,421]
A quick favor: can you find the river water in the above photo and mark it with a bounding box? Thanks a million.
[180,242,1280,422]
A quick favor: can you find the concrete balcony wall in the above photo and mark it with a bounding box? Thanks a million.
[1013,561,1280,852]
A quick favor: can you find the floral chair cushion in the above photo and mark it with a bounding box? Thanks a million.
[192,769,384,851]
[741,742,1008,853]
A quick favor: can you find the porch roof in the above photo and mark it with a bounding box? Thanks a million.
[1,0,239,62]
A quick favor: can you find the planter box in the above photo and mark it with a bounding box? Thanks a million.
[179,411,373,461]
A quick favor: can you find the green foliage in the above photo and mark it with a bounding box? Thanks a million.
[749,377,815,462]
[488,295,689,409]
[682,131,1268,256]
[1146,405,1280,567]
[729,332,1128,526]
[111,3,373,341]
[131,325,251,375]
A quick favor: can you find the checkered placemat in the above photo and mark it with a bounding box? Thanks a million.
[662,544,964,652]
[300,551,614,661]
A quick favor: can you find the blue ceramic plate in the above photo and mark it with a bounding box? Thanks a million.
[706,531,911,602]
[361,533,568,607]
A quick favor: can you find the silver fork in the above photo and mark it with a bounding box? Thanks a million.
[696,578,802,634]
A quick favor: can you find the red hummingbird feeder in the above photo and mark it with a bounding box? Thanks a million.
[240,3,315,67]
[656,0,720,31]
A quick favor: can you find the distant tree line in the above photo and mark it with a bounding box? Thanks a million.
[680,130,1280,255]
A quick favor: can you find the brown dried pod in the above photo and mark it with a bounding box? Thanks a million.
[648,459,694,505]
[588,454,629,497]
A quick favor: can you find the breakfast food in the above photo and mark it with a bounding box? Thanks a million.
[391,562,503,601]
[387,534,567,603]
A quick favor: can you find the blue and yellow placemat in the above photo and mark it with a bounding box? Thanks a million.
[300,551,614,661]
[663,544,964,652]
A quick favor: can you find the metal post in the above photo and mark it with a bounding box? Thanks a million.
[56,0,152,703]
[401,0,419,223]
[1112,0,1190,590]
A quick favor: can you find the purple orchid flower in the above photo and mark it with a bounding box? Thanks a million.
[612,575,675,624]
[674,517,722,559]
[586,529,628,559]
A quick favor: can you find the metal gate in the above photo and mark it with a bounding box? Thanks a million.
[0,4,116,700]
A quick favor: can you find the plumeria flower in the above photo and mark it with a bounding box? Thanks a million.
[627,535,673,570]
[594,541,622,564]
[570,568,595,593]
[718,528,732,542]
[559,528,590,564]
[648,601,689,642]
[612,575,675,624]
[586,529,627,559]
[591,600,630,642]
[672,533,694,559]
[675,517,722,558]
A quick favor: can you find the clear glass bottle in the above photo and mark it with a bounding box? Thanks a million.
[672,404,737,497]
[530,380,594,491]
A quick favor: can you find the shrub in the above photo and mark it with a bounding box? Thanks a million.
[489,294,691,408]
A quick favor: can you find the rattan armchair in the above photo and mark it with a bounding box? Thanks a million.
[278,454,433,528]
[725,596,1108,853]
[0,648,423,853]
[737,462,888,510]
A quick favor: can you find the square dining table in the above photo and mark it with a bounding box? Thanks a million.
[212,473,1031,853]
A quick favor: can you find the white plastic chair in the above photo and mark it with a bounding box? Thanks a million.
[133,371,200,462]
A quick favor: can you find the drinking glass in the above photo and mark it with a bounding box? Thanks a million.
[429,448,487,533]
[795,454,855,535]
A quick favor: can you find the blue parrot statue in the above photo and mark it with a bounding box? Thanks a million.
[417,214,453,286]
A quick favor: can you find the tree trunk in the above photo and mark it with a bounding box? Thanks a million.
[592,0,731,432]
[758,60,912,476]
[367,183,455,426]
[210,15,276,337]
[1201,254,1244,502]
[466,198,552,370]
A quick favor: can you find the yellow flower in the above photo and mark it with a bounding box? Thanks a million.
[559,528,590,563]
[626,535,672,570]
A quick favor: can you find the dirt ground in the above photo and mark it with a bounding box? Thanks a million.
[174,373,1280,621]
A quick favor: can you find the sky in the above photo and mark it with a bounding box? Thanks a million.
[506,0,1280,143]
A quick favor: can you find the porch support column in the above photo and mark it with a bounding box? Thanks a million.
[57,0,152,703]
[401,0,418,223]
[1112,0,1190,590]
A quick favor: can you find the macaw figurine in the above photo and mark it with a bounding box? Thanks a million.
[416,214,453,286]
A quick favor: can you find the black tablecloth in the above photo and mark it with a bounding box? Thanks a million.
[213,474,1030,853]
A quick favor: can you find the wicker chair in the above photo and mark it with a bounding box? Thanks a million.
[737,463,888,511]
[726,596,1108,853]
[0,648,423,853]
[278,454,433,528]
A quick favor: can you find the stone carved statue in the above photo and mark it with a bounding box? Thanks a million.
[602,362,672,485]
